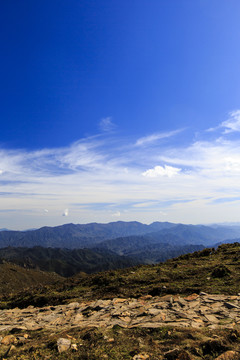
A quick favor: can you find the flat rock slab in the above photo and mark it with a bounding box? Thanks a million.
[0,293,240,332]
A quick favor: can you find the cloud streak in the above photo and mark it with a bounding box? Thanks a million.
[1,113,240,228]
[135,129,183,146]
[221,110,240,133]
[207,111,240,134]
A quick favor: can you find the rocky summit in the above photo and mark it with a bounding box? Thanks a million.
[0,293,240,359]
[0,292,239,333]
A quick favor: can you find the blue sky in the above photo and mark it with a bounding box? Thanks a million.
[1,0,240,229]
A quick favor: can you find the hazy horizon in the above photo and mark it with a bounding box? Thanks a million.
[2,219,240,232]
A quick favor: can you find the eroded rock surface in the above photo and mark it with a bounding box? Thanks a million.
[0,293,240,332]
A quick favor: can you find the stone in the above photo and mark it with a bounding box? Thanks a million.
[119,316,131,323]
[107,338,115,343]
[133,354,149,360]
[113,298,127,304]
[71,343,78,351]
[57,338,71,353]
[204,314,219,323]
[148,308,162,316]
[66,302,80,309]
[0,293,239,333]
[187,300,200,308]
[214,351,240,360]
[174,311,189,319]
[184,293,199,301]
[139,295,152,300]
[176,298,187,307]
[1,335,17,345]
[158,295,173,302]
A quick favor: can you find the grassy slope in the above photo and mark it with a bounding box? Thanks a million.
[0,262,63,296]
[1,242,239,309]
[1,326,240,359]
[0,243,240,359]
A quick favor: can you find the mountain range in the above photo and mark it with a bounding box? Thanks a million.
[1,221,240,275]
[1,221,240,248]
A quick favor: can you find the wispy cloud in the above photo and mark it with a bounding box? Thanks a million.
[207,110,240,134]
[221,110,240,133]
[2,112,240,228]
[135,129,183,146]
[210,197,240,204]
[99,117,116,132]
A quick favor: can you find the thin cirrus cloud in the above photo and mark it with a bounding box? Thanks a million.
[220,110,240,133]
[135,129,183,146]
[1,111,240,227]
[99,117,116,132]
[210,197,240,204]
[207,110,240,134]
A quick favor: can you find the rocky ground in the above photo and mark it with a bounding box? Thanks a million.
[0,292,240,359]
[0,292,240,332]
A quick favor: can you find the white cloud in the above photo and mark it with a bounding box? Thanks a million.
[2,111,240,228]
[135,129,182,146]
[58,139,105,171]
[224,156,240,172]
[220,110,240,133]
[44,209,49,213]
[142,165,181,178]
[111,211,121,217]
[99,117,115,132]
[62,209,69,217]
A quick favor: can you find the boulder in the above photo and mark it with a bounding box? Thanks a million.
[57,338,71,353]
[1,335,17,345]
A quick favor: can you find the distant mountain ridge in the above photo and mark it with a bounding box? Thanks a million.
[0,221,176,248]
[0,221,240,250]
[94,233,205,263]
[1,221,240,273]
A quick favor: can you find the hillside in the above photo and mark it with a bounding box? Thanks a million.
[0,243,240,359]
[0,262,63,296]
[0,246,139,277]
[1,242,239,310]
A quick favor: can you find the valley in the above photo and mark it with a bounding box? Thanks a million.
[0,223,240,359]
